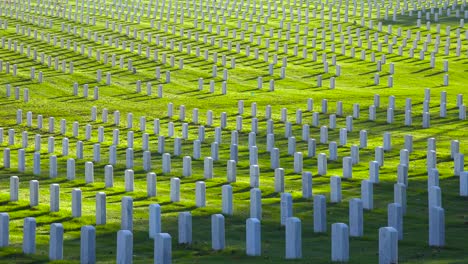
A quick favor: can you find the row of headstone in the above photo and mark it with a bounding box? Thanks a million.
[0,212,173,263]
[3,0,468,54]
[8,5,468,99]
[1,174,455,261]
[4,85,30,102]
[8,0,468,28]
[7,90,466,148]
[4,111,463,182]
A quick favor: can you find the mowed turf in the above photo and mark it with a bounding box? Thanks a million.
[0,0,467,263]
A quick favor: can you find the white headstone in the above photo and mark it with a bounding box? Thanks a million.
[149,204,161,239]
[211,214,225,250]
[331,223,349,262]
[116,230,133,263]
[196,181,206,207]
[23,217,36,254]
[96,192,106,225]
[170,178,180,202]
[314,195,327,232]
[154,233,172,264]
[246,218,261,256]
[0,213,8,247]
[379,227,398,264]
[250,188,262,220]
[429,206,445,247]
[222,185,233,215]
[388,203,403,240]
[121,196,133,231]
[178,212,192,244]
[285,217,302,259]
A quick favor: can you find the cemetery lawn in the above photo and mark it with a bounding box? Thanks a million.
[0,0,468,263]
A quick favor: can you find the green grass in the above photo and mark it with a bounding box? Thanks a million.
[0,0,467,263]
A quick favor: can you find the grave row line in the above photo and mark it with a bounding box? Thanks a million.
[33,18,468,68]
[7,157,468,210]
[3,170,465,262]
[5,137,465,197]
[3,92,464,161]
[4,92,466,156]
[3,17,465,96]
[10,0,468,18]
[7,89,467,138]
[1,0,466,44]
[8,113,465,170]
[6,0,467,31]
[2,127,466,191]
[7,4,468,73]
[2,29,460,99]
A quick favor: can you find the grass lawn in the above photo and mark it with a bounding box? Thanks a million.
[0,0,467,263]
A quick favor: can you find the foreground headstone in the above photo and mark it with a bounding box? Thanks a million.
[80,226,96,264]
[314,195,327,233]
[121,196,133,231]
[67,159,75,180]
[204,157,214,179]
[302,172,312,198]
[285,217,302,259]
[394,183,407,215]
[96,192,106,225]
[147,172,157,197]
[149,204,161,239]
[429,206,445,247]
[330,176,342,203]
[388,203,403,240]
[222,185,233,215]
[211,214,225,250]
[72,189,82,217]
[170,178,180,202]
[361,180,374,210]
[227,160,236,182]
[10,176,18,201]
[117,230,133,264]
[154,233,171,264]
[49,223,63,260]
[349,198,364,237]
[281,193,293,226]
[379,227,398,264]
[29,180,39,207]
[375,147,384,166]
[162,153,171,174]
[318,153,327,175]
[33,152,40,175]
[454,153,464,176]
[50,184,60,212]
[0,213,8,247]
[246,218,261,256]
[360,130,368,148]
[428,185,442,211]
[23,217,36,254]
[275,168,285,192]
[250,188,262,220]
[178,212,192,244]
[196,181,206,207]
[105,165,114,188]
[250,165,260,187]
[125,170,134,192]
[370,161,379,183]
[331,223,349,262]
[85,162,94,183]
[461,172,468,196]
[343,157,352,178]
